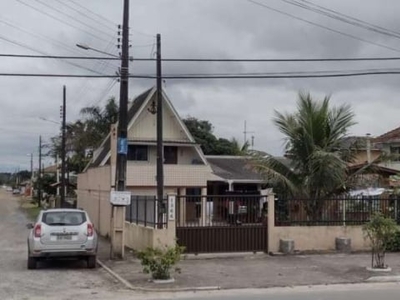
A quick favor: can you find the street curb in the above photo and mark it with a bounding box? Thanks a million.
[96,259,221,292]
[366,275,400,283]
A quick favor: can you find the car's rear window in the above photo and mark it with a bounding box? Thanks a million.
[42,211,86,226]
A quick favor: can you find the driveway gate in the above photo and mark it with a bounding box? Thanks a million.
[176,194,268,253]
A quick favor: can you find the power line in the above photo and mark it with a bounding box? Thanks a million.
[246,0,400,54]
[5,53,400,62]
[53,0,117,33]
[4,69,400,78]
[280,0,400,40]
[32,0,115,38]
[66,0,116,27]
[298,0,400,37]
[15,0,110,44]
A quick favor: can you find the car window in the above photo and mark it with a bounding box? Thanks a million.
[42,211,86,226]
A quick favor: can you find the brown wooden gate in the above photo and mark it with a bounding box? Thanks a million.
[176,194,268,253]
[176,225,267,253]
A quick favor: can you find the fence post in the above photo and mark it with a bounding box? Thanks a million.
[144,197,147,227]
[201,187,207,226]
[267,192,276,254]
[136,196,139,225]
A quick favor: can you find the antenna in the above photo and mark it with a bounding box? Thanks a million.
[243,120,255,146]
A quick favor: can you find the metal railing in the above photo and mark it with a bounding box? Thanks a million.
[176,194,268,227]
[125,196,168,228]
[275,196,400,226]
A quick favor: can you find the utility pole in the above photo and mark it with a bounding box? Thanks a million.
[60,85,67,208]
[156,34,164,228]
[30,153,33,197]
[243,120,254,146]
[38,136,42,207]
[112,0,130,259]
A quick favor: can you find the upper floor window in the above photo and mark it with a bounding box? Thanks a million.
[127,145,148,161]
[390,146,400,161]
[164,146,178,164]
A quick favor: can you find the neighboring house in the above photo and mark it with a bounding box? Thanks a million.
[339,136,381,166]
[373,127,400,171]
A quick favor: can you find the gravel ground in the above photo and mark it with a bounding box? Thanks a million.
[0,189,129,300]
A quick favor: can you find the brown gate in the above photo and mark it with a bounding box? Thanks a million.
[176,194,268,253]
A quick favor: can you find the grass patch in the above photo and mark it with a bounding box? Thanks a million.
[19,198,41,221]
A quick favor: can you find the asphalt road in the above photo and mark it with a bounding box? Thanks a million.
[0,189,123,300]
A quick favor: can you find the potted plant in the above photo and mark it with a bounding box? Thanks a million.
[363,212,398,271]
[137,244,185,283]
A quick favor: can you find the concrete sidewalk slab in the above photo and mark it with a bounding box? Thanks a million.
[97,237,400,291]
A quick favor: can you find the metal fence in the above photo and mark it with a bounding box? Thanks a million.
[275,195,400,226]
[176,194,268,227]
[125,196,168,228]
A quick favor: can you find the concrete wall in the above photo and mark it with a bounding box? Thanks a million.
[124,221,176,251]
[77,166,112,237]
[267,194,370,253]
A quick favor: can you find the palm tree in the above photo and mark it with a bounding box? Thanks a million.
[80,96,119,147]
[250,92,356,219]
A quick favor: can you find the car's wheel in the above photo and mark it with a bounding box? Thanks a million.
[27,256,37,270]
[87,256,96,269]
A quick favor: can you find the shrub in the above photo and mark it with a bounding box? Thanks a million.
[363,212,398,269]
[387,230,400,252]
[137,244,185,280]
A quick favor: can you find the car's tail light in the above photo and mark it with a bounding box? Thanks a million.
[87,223,94,237]
[34,224,41,238]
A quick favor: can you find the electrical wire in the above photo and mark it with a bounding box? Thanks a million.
[32,0,115,38]
[53,0,117,33]
[15,0,110,44]
[5,53,400,62]
[66,0,117,27]
[4,69,400,78]
[297,0,400,37]
[246,0,400,54]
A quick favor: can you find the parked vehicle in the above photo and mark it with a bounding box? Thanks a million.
[26,208,98,270]
[12,189,20,195]
[6,187,12,192]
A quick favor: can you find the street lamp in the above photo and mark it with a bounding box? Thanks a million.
[76,43,120,58]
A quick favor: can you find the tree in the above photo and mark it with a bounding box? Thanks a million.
[250,92,356,219]
[183,117,248,155]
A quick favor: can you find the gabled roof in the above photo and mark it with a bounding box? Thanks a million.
[339,136,379,150]
[84,87,207,171]
[84,88,153,170]
[206,156,265,182]
[347,162,398,176]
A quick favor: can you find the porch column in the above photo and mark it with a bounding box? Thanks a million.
[227,180,234,191]
[178,188,186,225]
[201,187,207,226]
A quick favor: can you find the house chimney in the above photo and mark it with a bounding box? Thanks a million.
[366,133,371,164]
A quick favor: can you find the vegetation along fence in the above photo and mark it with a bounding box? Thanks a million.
[125,196,168,228]
[275,195,400,226]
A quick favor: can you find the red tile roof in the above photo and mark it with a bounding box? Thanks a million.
[373,126,400,143]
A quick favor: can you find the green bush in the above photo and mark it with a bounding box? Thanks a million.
[387,230,400,252]
[137,244,185,280]
[363,212,398,268]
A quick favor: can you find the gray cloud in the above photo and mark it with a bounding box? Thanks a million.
[1,0,400,170]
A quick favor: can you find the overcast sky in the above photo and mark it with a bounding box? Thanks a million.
[1,0,400,172]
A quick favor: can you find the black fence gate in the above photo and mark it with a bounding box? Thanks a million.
[176,194,268,253]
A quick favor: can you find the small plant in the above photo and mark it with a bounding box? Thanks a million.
[387,231,400,252]
[363,212,398,269]
[137,244,185,280]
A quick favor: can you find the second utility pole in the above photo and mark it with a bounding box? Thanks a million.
[156,34,164,228]
[60,85,66,208]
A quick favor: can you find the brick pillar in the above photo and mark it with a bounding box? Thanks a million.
[201,187,207,226]
[267,193,276,254]
[178,188,186,226]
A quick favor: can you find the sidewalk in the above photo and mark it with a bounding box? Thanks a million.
[97,237,400,290]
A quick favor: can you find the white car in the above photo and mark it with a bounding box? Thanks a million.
[27,208,98,269]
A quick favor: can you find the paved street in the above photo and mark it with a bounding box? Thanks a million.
[0,189,126,300]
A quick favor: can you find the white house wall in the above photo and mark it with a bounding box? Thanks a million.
[126,164,213,187]
[128,93,189,142]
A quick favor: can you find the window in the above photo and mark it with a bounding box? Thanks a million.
[42,211,86,226]
[164,146,178,164]
[390,146,400,161]
[127,145,148,161]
